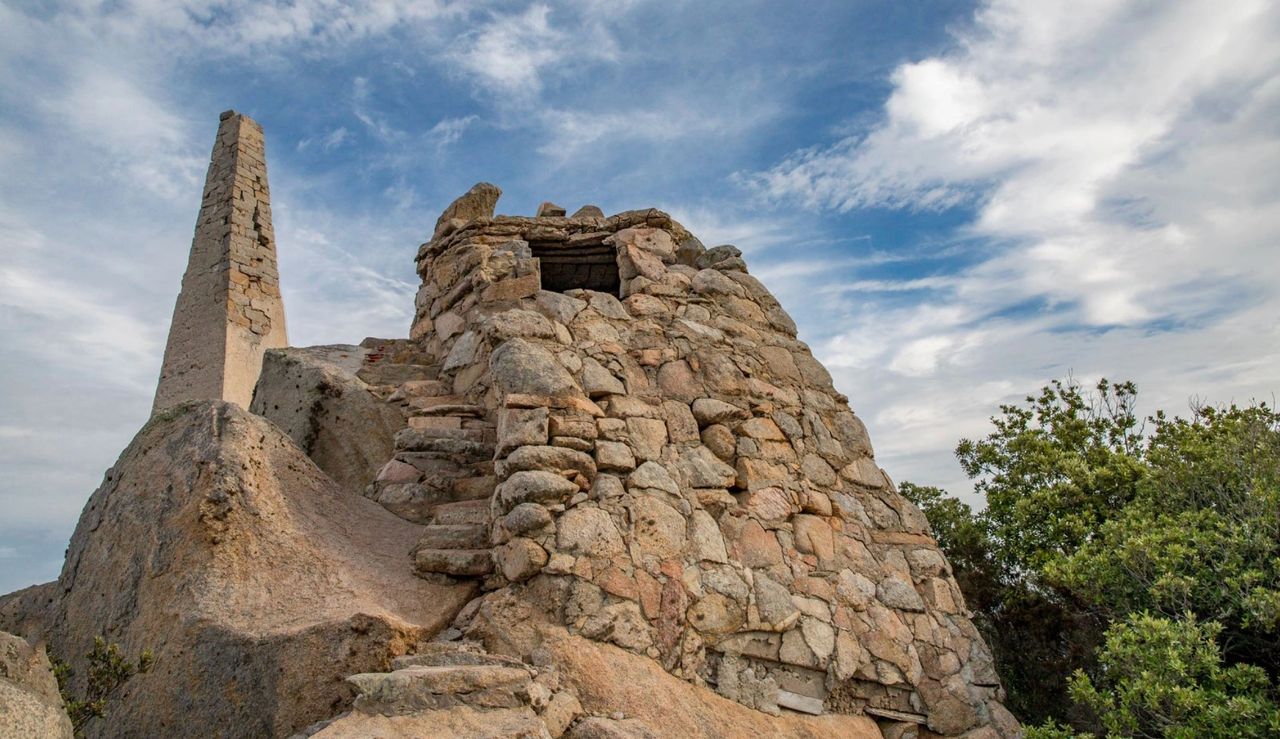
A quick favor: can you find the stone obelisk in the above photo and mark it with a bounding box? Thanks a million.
[153,110,288,412]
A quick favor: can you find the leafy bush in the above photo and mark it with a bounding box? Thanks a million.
[905,379,1280,734]
[1068,614,1279,738]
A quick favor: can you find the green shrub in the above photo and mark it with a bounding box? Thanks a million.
[906,379,1280,733]
[52,637,153,737]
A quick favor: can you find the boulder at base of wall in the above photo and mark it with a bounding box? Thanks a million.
[251,345,405,492]
[0,401,475,738]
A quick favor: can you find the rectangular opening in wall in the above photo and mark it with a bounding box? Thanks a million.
[530,242,620,295]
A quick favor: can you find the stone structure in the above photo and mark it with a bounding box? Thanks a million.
[346,183,1017,737]
[2,120,1019,735]
[153,110,287,412]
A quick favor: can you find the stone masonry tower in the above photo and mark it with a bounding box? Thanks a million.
[153,110,288,412]
[331,185,1019,737]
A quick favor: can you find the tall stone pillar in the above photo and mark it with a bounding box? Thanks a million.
[153,110,288,413]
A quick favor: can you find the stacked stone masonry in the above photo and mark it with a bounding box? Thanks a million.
[353,183,1017,738]
[154,110,288,412]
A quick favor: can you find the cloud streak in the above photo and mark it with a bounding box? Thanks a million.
[746,0,1280,498]
[751,0,1280,327]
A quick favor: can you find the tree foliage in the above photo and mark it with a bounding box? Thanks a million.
[905,379,1280,735]
[955,379,1146,572]
[1069,614,1279,738]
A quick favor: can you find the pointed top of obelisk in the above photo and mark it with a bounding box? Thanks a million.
[152,111,288,413]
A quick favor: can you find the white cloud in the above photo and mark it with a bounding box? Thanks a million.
[48,69,204,200]
[323,127,351,151]
[0,210,165,391]
[65,0,459,52]
[351,77,409,143]
[747,0,1280,500]
[752,0,1280,330]
[445,4,609,98]
[427,115,478,149]
[271,207,423,347]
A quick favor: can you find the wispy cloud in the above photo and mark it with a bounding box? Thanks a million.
[57,0,462,53]
[427,115,478,150]
[750,0,1280,330]
[322,127,351,151]
[352,77,408,143]
[444,4,618,100]
[744,0,1280,498]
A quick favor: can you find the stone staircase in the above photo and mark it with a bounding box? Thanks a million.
[354,338,440,392]
[294,640,603,738]
[353,346,503,580]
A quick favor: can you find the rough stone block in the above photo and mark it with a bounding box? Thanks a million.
[497,406,549,456]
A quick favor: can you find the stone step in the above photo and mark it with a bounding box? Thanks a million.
[414,548,493,577]
[392,644,526,670]
[366,476,492,526]
[431,500,490,526]
[408,395,466,410]
[409,403,487,418]
[347,664,531,714]
[451,475,497,502]
[394,430,494,461]
[356,362,437,386]
[401,423,489,442]
[387,379,453,402]
[418,524,489,550]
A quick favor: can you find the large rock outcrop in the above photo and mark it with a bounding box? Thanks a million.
[250,344,407,492]
[0,631,73,739]
[2,401,475,738]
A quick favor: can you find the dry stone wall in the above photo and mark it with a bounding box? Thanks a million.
[355,184,1017,738]
[154,110,288,412]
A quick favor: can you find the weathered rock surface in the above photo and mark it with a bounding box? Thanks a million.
[296,627,881,739]
[251,344,405,492]
[308,705,551,738]
[0,631,73,739]
[0,401,475,738]
[296,640,553,738]
[434,181,502,235]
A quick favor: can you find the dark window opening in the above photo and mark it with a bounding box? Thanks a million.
[530,242,620,295]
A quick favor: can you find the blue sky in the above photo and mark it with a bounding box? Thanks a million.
[2,0,1278,595]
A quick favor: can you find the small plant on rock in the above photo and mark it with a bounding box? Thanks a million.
[52,637,154,737]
